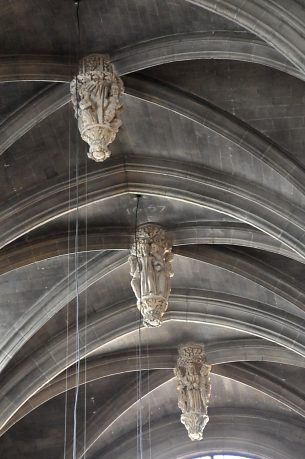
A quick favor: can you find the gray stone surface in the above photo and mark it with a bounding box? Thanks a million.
[1,1,305,458]
[143,59,305,164]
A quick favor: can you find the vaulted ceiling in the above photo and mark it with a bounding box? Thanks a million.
[1,1,305,458]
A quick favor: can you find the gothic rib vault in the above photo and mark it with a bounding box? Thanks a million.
[1,1,305,458]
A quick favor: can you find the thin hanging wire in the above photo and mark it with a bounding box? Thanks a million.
[63,2,77,456]
[72,1,81,459]
[82,46,89,459]
[146,341,152,459]
[70,3,89,457]
[63,51,72,459]
[82,169,88,459]
[63,94,72,459]
[134,195,143,459]
[82,197,88,459]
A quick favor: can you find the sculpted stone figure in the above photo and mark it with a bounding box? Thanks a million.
[174,344,211,441]
[129,224,174,327]
[70,54,124,162]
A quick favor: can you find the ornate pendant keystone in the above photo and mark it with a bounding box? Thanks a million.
[70,54,124,162]
[129,223,174,327]
[174,344,211,441]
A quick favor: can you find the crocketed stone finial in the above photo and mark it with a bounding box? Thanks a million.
[70,54,124,162]
[128,223,174,327]
[174,344,211,441]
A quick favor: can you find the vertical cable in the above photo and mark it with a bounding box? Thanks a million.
[134,195,143,459]
[64,2,77,456]
[72,2,81,459]
[146,341,152,459]
[63,91,72,459]
[63,54,71,459]
[82,186,88,459]
[83,56,89,459]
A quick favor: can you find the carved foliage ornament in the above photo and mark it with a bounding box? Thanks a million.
[70,54,124,162]
[129,224,174,327]
[174,344,211,441]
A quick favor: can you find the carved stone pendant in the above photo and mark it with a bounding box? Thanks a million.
[70,54,124,162]
[174,344,212,441]
[128,223,174,327]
